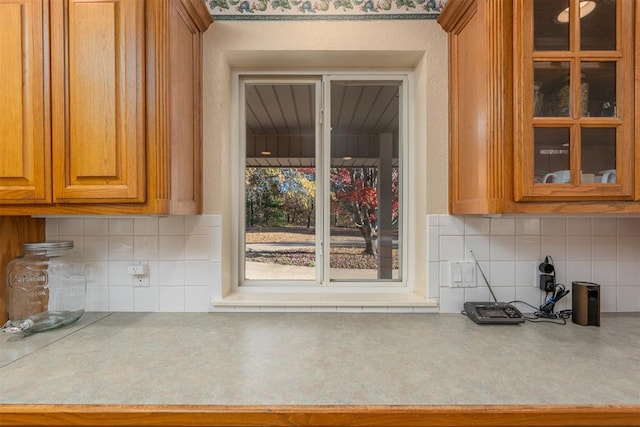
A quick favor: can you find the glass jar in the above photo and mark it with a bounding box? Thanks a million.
[2,241,86,334]
[533,81,544,116]
[556,74,589,117]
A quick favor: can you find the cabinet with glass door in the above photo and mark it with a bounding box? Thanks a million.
[514,0,634,202]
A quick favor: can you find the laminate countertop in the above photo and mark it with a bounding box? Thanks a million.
[0,312,639,406]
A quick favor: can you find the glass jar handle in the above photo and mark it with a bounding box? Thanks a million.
[1,319,34,334]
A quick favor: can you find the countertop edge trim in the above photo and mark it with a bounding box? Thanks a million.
[0,404,639,427]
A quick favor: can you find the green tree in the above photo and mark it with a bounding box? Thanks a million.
[245,168,284,227]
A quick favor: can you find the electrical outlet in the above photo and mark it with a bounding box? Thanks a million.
[133,274,149,287]
[128,262,149,287]
[127,265,146,275]
[539,273,555,292]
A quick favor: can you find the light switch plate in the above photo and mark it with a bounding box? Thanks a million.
[449,261,477,288]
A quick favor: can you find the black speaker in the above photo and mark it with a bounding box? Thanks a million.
[572,281,600,326]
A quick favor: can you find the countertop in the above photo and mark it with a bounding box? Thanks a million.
[0,312,639,406]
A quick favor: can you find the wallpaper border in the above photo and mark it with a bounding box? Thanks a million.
[206,0,447,20]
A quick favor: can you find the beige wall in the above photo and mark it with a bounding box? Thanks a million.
[201,20,449,293]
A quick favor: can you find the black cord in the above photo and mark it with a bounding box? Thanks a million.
[508,300,572,325]
[523,314,567,325]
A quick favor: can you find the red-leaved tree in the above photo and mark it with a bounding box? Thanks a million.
[330,167,398,255]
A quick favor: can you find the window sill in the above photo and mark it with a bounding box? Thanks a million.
[211,289,438,310]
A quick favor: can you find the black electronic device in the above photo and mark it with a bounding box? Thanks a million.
[538,255,556,292]
[463,301,525,324]
[462,251,525,325]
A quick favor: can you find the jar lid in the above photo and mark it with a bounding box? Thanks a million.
[23,241,74,251]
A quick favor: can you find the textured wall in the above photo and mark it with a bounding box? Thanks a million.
[201,20,449,215]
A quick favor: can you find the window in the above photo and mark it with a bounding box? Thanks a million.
[238,73,409,288]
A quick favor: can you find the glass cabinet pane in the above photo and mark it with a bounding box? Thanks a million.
[581,128,616,183]
[533,62,570,117]
[581,61,616,117]
[535,128,570,183]
[534,0,569,51]
[581,0,616,51]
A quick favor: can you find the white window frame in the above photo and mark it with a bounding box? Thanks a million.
[232,70,416,296]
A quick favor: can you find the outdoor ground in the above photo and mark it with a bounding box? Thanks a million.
[245,226,397,269]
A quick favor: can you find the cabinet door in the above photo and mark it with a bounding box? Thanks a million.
[50,0,145,203]
[0,0,50,204]
[514,0,634,201]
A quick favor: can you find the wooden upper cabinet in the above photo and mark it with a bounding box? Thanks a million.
[637,0,640,202]
[145,0,212,214]
[437,0,513,214]
[0,0,50,204]
[50,0,145,203]
[513,0,635,202]
[0,0,212,214]
[439,0,638,214]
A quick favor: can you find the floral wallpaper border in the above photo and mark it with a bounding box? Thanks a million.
[205,0,448,19]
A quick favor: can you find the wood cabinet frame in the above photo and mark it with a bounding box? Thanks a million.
[514,0,635,202]
[438,0,513,214]
[439,0,639,214]
[0,0,212,215]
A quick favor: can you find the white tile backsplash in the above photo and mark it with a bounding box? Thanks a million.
[489,236,515,260]
[159,235,185,260]
[515,235,541,260]
[44,214,639,314]
[489,262,515,287]
[591,218,617,235]
[184,235,211,260]
[46,215,222,313]
[59,218,83,235]
[567,236,592,261]
[567,218,591,235]
[159,216,185,235]
[134,287,159,312]
[439,235,464,261]
[159,287,185,311]
[134,217,159,235]
[109,218,134,235]
[429,214,640,313]
[617,286,640,312]
[185,286,211,312]
[86,286,109,311]
[490,217,515,235]
[84,218,109,235]
[515,217,540,236]
[617,218,640,236]
[464,216,490,235]
[541,218,566,235]
[592,236,616,262]
[108,236,134,260]
[133,236,159,260]
[158,261,185,286]
[109,286,134,311]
